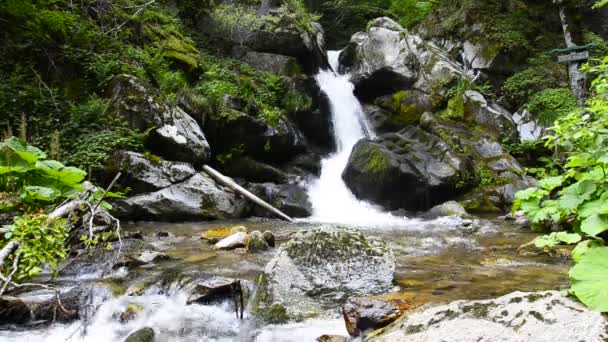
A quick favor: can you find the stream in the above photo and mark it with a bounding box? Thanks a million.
[0,52,569,341]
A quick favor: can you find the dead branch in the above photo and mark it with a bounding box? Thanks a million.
[106,0,156,34]
[0,240,19,270]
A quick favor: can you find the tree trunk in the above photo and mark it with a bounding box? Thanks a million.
[558,5,587,104]
[202,165,295,222]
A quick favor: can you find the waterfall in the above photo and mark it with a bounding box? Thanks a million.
[305,51,407,226]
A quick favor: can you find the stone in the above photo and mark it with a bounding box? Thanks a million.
[427,201,469,218]
[463,90,517,141]
[253,227,395,321]
[512,110,543,142]
[186,276,240,305]
[0,297,31,325]
[369,291,608,342]
[221,157,288,184]
[263,230,276,247]
[247,230,270,253]
[117,303,144,323]
[113,173,250,221]
[110,74,210,164]
[317,335,348,342]
[201,226,248,244]
[241,51,299,76]
[249,182,312,218]
[124,327,155,342]
[343,297,412,336]
[215,232,250,250]
[107,151,196,195]
[343,126,474,211]
[113,251,172,269]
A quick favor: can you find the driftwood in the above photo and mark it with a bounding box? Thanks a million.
[0,240,19,271]
[202,165,295,222]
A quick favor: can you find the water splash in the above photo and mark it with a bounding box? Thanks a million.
[305,51,412,227]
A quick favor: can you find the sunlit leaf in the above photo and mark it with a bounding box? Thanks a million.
[569,247,608,312]
[580,214,608,236]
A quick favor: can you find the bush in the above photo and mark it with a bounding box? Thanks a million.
[526,88,578,126]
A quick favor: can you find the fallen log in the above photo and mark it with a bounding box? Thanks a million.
[202,165,295,223]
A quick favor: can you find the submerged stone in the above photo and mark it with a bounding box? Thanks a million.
[124,327,155,342]
[343,297,413,336]
[201,226,247,244]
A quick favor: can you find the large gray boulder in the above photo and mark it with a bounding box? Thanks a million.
[369,291,608,342]
[107,151,196,195]
[249,182,312,218]
[252,227,395,322]
[110,74,210,164]
[114,173,249,221]
[343,126,474,211]
[463,90,517,141]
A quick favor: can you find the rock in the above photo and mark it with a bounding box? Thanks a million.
[222,157,288,183]
[463,90,517,141]
[113,251,172,269]
[286,153,322,177]
[107,151,196,195]
[249,182,312,218]
[247,230,270,253]
[215,232,250,250]
[373,90,435,128]
[513,110,543,142]
[204,109,307,164]
[113,172,250,221]
[263,230,276,247]
[186,276,240,305]
[253,227,395,321]
[117,303,144,323]
[343,297,412,337]
[369,291,608,342]
[317,336,348,342]
[0,297,31,325]
[364,105,402,134]
[124,327,155,342]
[110,74,210,164]
[201,226,248,244]
[427,201,469,218]
[241,51,299,76]
[343,126,474,211]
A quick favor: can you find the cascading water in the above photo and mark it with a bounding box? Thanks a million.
[306,51,408,226]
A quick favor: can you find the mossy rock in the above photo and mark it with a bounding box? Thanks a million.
[200,225,247,243]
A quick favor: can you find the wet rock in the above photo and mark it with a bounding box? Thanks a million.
[186,277,240,305]
[241,51,299,76]
[124,327,155,342]
[249,182,312,218]
[116,303,144,323]
[343,127,474,211]
[247,230,270,253]
[369,291,608,342]
[156,231,171,238]
[215,232,249,250]
[343,297,412,336]
[110,74,210,164]
[253,227,395,321]
[222,157,288,184]
[0,297,31,325]
[113,173,250,221]
[107,151,196,195]
[113,251,173,269]
[427,201,469,218]
[263,230,276,247]
[201,226,248,244]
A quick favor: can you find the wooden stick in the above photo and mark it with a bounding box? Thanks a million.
[202,165,295,222]
[0,240,19,270]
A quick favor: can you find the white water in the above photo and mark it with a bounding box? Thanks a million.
[305,51,410,227]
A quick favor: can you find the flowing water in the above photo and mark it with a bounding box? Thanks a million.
[306,51,410,226]
[0,53,570,341]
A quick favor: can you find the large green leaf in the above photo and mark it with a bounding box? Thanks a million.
[572,240,605,263]
[578,199,608,218]
[534,232,581,248]
[580,214,608,236]
[20,186,61,203]
[538,176,564,192]
[569,247,608,312]
[1,137,46,164]
[35,160,86,185]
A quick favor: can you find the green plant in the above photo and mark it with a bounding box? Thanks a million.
[526,88,579,126]
[2,213,68,279]
[513,57,608,311]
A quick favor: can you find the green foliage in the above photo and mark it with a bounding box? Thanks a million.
[1,214,68,279]
[526,88,579,126]
[514,58,608,311]
[534,231,582,248]
[207,4,264,45]
[388,0,438,29]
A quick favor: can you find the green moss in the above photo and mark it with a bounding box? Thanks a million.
[364,147,390,174]
[389,91,423,126]
[266,304,289,323]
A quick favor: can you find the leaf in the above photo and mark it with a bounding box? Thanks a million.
[572,240,604,263]
[1,137,46,164]
[578,199,608,218]
[538,176,564,192]
[515,187,547,201]
[534,232,581,248]
[35,160,86,185]
[580,214,608,236]
[569,247,608,312]
[554,232,582,244]
[20,186,61,203]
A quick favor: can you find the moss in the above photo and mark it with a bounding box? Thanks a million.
[266,304,289,323]
[389,91,423,126]
[440,93,465,121]
[143,152,162,165]
[364,146,390,174]
[462,302,492,318]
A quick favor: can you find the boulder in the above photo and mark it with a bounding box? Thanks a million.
[215,232,250,250]
[246,230,270,253]
[427,201,469,218]
[110,74,210,164]
[186,276,240,305]
[113,173,250,221]
[252,227,395,321]
[343,297,412,336]
[107,151,196,195]
[221,157,288,184]
[201,225,248,244]
[113,251,173,269]
[343,126,475,211]
[249,182,312,218]
[0,297,31,325]
[262,230,276,247]
[317,336,348,342]
[463,90,517,141]
[124,327,155,342]
[204,110,307,164]
[241,51,299,76]
[369,291,608,342]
